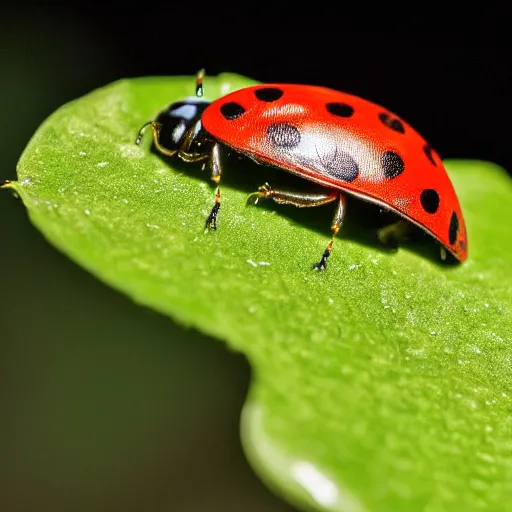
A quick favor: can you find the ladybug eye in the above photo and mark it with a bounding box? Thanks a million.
[171,120,187,144]
[220,102,246,120]
[254,87,284,102]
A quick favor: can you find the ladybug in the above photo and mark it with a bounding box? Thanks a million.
[136,69,467,270]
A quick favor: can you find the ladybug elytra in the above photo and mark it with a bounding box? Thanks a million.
[136,70,467,270]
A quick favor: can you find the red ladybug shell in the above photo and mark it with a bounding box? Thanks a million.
[201,84,468,262]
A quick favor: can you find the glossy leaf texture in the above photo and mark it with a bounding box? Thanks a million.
[3,74,512,512]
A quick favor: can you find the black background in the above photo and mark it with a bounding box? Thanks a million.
[1,13,510,512]
[3,19,510,178]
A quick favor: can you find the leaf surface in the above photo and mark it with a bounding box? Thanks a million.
[5,74,512,512]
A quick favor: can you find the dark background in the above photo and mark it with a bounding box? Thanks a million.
[1,13,510,512]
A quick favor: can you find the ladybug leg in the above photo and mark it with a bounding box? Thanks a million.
[313,193,347,271]
[178,119,209,162]
[247,184,345,270]
[204,143,222,231]
[377,219,411,250]
[248,182,338,208]
[195,68,206,97]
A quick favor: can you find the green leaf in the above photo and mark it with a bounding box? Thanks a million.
[4,74,512,512]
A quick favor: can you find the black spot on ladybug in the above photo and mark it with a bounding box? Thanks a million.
[420,189,440,214]
[321,149,359,182]
[449,211,459,245]
[381,151,405,179]
[423,144,437,167]
[220,102,246,120]
[326,103,354,118]
[378,112,405,134]
[266,123,301,149]
[254,87,284,102]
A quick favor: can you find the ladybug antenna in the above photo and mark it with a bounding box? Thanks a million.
[196,68,206,97]
[135,121,157,145]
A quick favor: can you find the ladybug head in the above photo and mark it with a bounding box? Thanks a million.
[152,97,210,153]
[136,69,214,156]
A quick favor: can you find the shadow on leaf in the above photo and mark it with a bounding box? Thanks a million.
[151,147,460,269]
